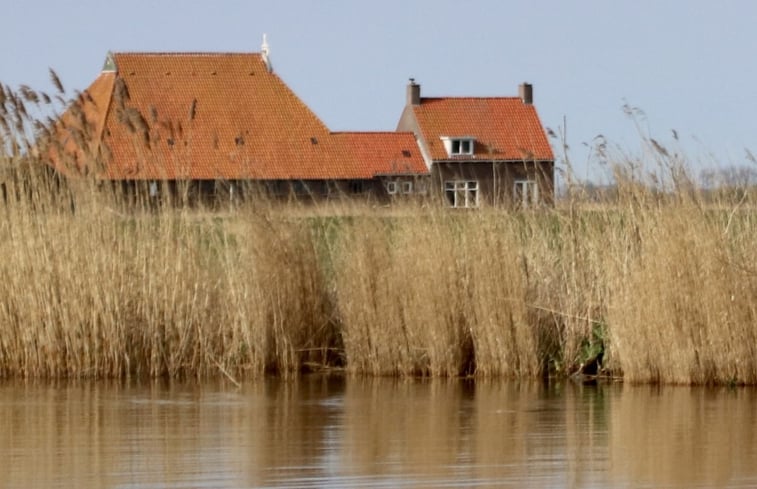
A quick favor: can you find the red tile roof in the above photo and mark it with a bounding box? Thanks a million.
[408,97,553,161]
[50,53,550,182]
[103,52,333,180]
[51,52,426,181]
[331,132,427,178]
[48,71,115,174]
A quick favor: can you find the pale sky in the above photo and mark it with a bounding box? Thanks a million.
[2,0,756,182]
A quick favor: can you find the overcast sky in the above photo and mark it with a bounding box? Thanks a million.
[2,0,756,182]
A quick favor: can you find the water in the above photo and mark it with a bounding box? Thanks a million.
[1,377,756,488]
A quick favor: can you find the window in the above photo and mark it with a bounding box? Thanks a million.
[148,181,159,198]
[514,180,539,207]
[441,137,475,157]
[451,139,473,155]
[387,181,413,195]
[266,180,286,196]
[444,180,479,208]
[349,180,365,194]
[293,181,310,195]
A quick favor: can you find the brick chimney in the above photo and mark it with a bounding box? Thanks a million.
[519,82,533,105]
[407,78,421,105]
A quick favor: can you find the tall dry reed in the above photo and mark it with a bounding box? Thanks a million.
[0,79,755,383]
[607,200,757,384]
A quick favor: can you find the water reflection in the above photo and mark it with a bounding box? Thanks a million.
[610,386,757,488]
[0,378,755,488]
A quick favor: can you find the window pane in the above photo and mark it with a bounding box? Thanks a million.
[445,189,455,206]
[466,189,477,207]
[513,180,538,207]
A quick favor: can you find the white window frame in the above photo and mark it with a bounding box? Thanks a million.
[451,139,473,155]
[444,180,479,208]
[514,180,539,207]
[148,181,159,198]
[440,136,475,157]
[386,181,398,195]
[401,181,413,194]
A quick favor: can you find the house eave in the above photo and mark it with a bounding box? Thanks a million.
[432,158,554,164]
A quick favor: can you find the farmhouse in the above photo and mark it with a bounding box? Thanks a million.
[49,43,552,207]
[397,80,554,208]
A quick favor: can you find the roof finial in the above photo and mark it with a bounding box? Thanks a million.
[261,34,273,73]
[102,51,117,72]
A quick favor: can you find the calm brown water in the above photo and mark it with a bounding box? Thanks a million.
[0,377,756,488]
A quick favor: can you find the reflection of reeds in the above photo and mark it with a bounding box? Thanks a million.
[609,386,757,487]
[2,380,756,487]
[0,81,755,383]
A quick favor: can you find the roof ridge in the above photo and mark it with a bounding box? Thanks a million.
[331,131,415,135]
[421,96,522,101]
[90,72,115,159]
[114,52,262,57]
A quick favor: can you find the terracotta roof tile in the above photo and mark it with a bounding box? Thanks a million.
[411,97,553,161]
[50,53,547,183]
[47,71,115,174]
[99,52,335,180]
[330,132,427,178]
[52,52,384,181]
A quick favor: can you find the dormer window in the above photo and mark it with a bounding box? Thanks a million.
[452,139,473,155]
[440,136,475,157]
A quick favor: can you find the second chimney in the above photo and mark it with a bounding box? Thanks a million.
[407,78,421,105]
[519,82,533,105]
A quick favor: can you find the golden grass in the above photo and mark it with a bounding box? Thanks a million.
[0,80,755,383]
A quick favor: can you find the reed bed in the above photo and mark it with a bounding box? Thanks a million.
[0,80,755,383]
